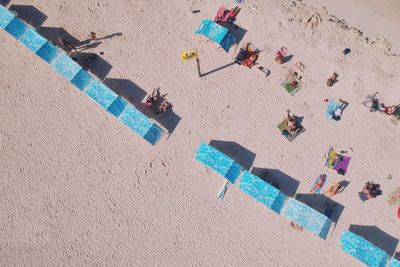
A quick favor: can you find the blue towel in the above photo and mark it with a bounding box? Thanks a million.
[325,100,340,119]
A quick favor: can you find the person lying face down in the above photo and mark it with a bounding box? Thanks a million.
[362,182,382,200]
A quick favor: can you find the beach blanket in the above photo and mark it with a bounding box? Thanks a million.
[325,147,351,175]
[282,80,300,96]
[277,118,305,142]
[325,100,340,119]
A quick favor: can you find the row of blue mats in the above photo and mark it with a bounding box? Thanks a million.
[0,5,163,145]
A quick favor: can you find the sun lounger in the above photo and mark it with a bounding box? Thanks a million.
[277,118,305,142]
[339,230,389,267]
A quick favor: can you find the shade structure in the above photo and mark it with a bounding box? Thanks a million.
[0,5,164,145]
[0,4,15,29]
[282,198,332,239]
[238,171,286,214]
[195,143,242,183]
[118,105,163,145]
[389,258,400,267]
[339,230,389,267]
[195,19,236,52]
[19,27,47,53]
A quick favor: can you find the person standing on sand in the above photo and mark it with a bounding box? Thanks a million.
[90,32,98,41]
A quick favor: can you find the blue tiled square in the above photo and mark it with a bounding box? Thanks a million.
[70,69,94,91]
[19,27,47,53]
[83,80,118,110]
[143,123,163,145]
[107,96,127,117]
[51,53,82,81]
[119,105,154,137]
[36,41,60,63]
[4,16,27,39]
[0,5,15,29]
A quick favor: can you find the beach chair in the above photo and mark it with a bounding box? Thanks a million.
[277,117,305,142]
[339,230,389,267]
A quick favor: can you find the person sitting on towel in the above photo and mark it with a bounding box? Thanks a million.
[286,110,300,134]
[154,101,171,116]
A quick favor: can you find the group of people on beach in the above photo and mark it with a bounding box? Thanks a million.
[145,88,172,116]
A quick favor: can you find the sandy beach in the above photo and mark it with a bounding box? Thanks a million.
[0,0,399,266]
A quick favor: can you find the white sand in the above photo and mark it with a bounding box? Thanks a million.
[0,0,399,266]
[304,0,400,53]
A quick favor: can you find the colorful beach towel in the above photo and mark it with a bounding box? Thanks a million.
[325,147,351,175]
[277,118,305,142]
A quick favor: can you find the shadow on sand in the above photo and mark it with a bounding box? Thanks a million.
[251,167,299,197]
[209,140,256,170]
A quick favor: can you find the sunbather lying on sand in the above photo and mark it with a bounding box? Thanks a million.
[275,47,287,64]
[387,187,400,206]
[324,182,344,197]
[145,88,158,108]
[154,101,171,116]
[361,182,382,200]
[362,92,383,112]
[286,110,300,133]
[326,72,338,87]
[290,221,303,232]
[382,104,400,116]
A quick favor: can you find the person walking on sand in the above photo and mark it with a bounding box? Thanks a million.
[58,37,78,52]
[90,32,98,41]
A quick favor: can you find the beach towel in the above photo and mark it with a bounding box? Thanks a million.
[325,100,340,119]
[359,192,369,202]
[310,174,327,194]
[180,50,197,61]
[282,80,300,96]
[277,118,305,142]
[325,147,351,175]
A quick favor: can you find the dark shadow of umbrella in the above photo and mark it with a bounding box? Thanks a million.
[251,167,299,197]
[9,4,47,28]
[70,52,112,81]
[209,140,256,170]
[103,79,181,135]
[37,27,80,52]
[0,0,11,7]
[349,225,399,257]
